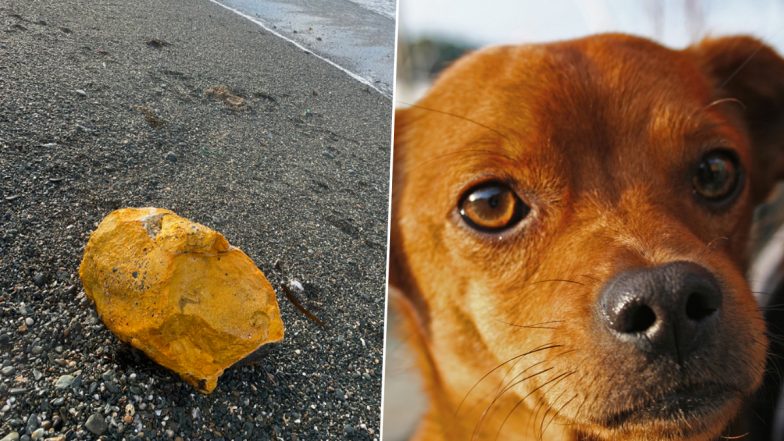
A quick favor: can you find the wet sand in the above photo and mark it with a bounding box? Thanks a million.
[218,0,395,96]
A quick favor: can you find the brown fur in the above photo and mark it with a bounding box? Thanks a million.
[390,34,784,441]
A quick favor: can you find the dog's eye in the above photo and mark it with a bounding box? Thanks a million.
[459,182,529,232]
[692,150,742,202]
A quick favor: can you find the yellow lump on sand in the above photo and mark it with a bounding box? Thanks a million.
[79,207,284,393]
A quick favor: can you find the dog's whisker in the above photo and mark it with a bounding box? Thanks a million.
[495,348,576,404]
[763,330,784,346]
[531,278,585,286]
[495,359,549,400]
[720,432,751,440]
[555,398,587,430]
[696,236,730,259]
[473,346,575,434]
[509,274,590,303]
[400,101,514,143]
[456,343,564,417]
[677,408,693,433]
[472,367,554,441]
[541,393,578,438]
[536,376,574,438]
[758,303,784,312]
[533,373,574,438]
[579,353,623,425]
[705,97,747,112]
[533,395,549,441]
[481,349,576,433]
[496,319,564,330]
[717,41,767,90]
[492,371,574,441]
[564,349,607,424]
[753,291,775,299]
[764,351,784,364]
[578,274,601,283]
[461,358,549,423]
[466,349,576,430]
[763,347,784,385]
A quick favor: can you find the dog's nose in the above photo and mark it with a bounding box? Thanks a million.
[597,261,722,360]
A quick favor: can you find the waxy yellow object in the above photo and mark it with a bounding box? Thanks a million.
[79,208,284,393]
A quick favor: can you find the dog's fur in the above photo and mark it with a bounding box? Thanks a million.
[390,34,784,441]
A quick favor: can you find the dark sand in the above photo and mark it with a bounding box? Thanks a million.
[0,0,390,439]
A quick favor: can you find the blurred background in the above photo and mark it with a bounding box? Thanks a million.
[386,1,784,440]
[396,0,784,104]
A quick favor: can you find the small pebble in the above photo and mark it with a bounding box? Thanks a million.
[74,89,87,97]
[0,432,19,441]
[101,369,114,382]
[24,318,33,327]
[165,151,177,163]
[31,273,46,287]
[1,366,15,376]
[54,375,74,390]
[25,415,38,434]
[84,413,107,436]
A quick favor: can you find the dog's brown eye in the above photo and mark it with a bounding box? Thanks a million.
[459,183,528,232]
[692,151,741,202]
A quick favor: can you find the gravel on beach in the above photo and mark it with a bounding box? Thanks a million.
[0,0,391,439]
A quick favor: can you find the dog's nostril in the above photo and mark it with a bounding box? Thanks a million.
[621,303,657,333]
[685,291,718,321]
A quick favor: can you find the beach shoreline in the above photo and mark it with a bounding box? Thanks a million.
[216,0,396,97]
[0,0,390,439]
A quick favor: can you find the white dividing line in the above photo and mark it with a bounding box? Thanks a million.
[206,0,390,99]
[379,0,400,437]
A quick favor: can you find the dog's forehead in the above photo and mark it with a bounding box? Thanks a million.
[420,35,714,144]
[414,34,728,161]
[426,34,711,112]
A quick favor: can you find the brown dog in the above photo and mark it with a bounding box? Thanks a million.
[390,34,784,441]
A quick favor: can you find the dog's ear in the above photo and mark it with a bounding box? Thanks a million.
[688,36,784,201]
